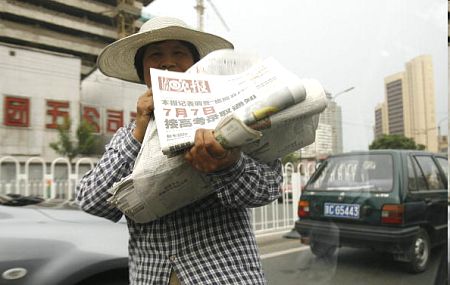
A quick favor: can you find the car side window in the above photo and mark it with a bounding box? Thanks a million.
[407,157,418,191]
[413,156,446,190]
[410,157,428,190]
[435,157,448,181]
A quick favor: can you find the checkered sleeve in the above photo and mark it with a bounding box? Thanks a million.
[207,153,283,208]
[76,122,141,222]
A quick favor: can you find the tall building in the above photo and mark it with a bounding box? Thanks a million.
[320,93,343,154]
[0,0,153,78]
[300,123,333,159]
[374,102,388,138]
[384,72,412,136]
[300,92,343,158]
[374,55,439,152]
[405,55,438,151]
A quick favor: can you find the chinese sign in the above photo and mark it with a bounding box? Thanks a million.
[2,96,136,134]
[46,100,69,129]
[4,96,30,127]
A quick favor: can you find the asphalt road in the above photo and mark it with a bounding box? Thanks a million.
[257,232,443,285]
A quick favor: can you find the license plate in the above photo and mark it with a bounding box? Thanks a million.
[324,203,360,219]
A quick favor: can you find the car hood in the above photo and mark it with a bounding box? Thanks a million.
[0,205,129,256]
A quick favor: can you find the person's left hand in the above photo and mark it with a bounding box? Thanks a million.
[184,129,240,173]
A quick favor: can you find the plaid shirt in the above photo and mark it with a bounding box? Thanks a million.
[76,122,282,285]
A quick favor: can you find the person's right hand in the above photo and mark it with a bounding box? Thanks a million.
[132,89,154,143]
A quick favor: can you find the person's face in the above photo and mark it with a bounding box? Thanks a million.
[142,40,196,88]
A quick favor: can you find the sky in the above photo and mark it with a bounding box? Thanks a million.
[143,0,448,152]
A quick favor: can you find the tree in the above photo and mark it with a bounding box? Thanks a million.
[282,151,301,165]
[49,118,99,162]
[369,134,424,150]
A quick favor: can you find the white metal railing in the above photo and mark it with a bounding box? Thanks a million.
[250,161,314,234]
[0,156,314,234]
[0,156,95,200]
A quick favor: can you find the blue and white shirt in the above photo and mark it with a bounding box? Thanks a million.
[76,121,282,285]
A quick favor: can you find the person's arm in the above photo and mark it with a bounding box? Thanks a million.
[208,154,282,208]
[184,129,282,208]
[76,122,141,222]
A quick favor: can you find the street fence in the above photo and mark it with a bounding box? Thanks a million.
[0,156,315,235]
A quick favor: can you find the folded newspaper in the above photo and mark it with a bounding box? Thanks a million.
[107,50,327,223]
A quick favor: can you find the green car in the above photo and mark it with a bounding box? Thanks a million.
[295,150,448,273]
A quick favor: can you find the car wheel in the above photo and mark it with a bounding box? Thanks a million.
[406,228,430,273]
[309,238,337,258]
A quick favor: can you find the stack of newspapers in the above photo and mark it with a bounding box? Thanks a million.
[107,50,328,223]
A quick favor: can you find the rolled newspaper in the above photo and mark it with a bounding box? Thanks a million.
[214,115,263,149]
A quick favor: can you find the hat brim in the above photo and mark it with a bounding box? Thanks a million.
[97,26,234,84]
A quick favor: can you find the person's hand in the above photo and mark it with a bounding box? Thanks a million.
[184,129,241,173]
[132,89,154,143]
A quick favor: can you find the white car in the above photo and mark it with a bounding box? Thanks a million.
[0,196,129,285]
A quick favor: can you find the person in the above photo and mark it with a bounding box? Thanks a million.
[76,16,282,285]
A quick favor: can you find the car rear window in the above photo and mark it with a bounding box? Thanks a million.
[305,154,393,192]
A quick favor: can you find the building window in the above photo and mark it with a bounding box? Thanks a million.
[4,96,30,127]
[46,100,69,129]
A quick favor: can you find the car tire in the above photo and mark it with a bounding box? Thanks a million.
[309,238,337,258]
[406,228,430,273]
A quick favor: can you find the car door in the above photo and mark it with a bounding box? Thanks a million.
[407,154,447,242]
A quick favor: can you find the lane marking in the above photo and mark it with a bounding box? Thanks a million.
[260,246,309,260]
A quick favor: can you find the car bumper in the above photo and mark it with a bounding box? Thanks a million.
[295,219,420,249]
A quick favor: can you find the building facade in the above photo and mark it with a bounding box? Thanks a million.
[300,122,333,159]
[300,92,343,159]
[0,44,81,160]
[320,95,343,154]
[374,102,389,139]
[0,43,146,182]
[0,0,153,78]
[385,72,407,136]
[80,69,146,147]
[405,55,438,151]
[0,0,153,181]
[374,55,439,152]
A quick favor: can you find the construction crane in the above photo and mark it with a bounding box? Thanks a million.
[194,0,230,32]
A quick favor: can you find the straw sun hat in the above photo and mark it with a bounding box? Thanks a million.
[97,16,234,83]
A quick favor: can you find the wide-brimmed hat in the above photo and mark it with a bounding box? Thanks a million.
[97,16,234,83]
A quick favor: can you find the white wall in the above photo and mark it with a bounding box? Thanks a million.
[0,44,81,159]
[80,69,147,134]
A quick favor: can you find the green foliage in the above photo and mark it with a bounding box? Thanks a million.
[369,134,423,150]
[76,119,98,155]
[49,118,98,162]
[417,144,426,150]
[282,152,301,165]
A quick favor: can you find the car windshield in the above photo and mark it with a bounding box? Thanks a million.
[305,154,394,192]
